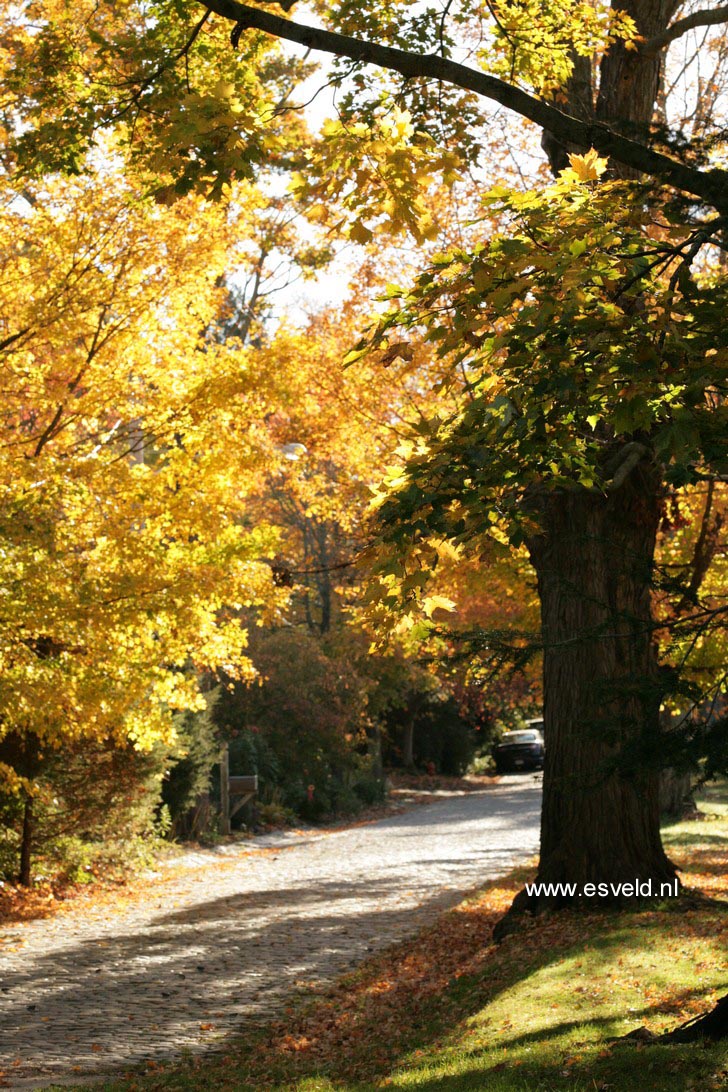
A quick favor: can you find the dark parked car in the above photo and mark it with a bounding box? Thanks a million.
[493,725,544,773]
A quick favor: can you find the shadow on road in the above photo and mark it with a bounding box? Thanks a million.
[0,780,543,1081]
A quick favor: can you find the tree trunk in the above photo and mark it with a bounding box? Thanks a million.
[661,992,728,1042]
[659,768,695,818]
[19,792,34,887]
[521,455,677,907]
[219,743,231,836]
[0,730,41,886]
[402,718,415,769]
[596,0,680,136]
[497,0,683,922]
[370,721,383,780]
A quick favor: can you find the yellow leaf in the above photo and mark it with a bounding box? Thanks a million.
[567,149,608,182]
[422,595,456,618]
[211,79,235,99]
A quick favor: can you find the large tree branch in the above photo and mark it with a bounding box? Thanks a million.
[643,5,728,55]
[202,1,728,210]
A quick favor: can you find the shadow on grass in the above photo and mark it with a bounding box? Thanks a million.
[487,990,711,1053]
[370,1037,725,1092]
[663,831,727,848]
[210,854,728,1090]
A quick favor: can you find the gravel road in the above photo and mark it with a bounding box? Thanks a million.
[0,774,541,1089]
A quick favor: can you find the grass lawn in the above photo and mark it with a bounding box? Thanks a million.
[63,785,727,1092]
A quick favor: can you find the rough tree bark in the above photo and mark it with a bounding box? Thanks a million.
[519,453,678,909]
[509,0,683,915]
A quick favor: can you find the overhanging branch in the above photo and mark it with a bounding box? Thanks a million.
[201,1,728,210]
[643,6,728,55]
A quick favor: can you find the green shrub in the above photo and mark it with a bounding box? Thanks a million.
[383,693,481,775]
[416,696,480,775]
[0,791,22,880]
[214,628,385,822]
[256,796,296,828]
[161,691,220,838]
[353,772,387,806]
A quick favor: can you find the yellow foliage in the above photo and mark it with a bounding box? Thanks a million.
[291,108,460,246]
[480,0,640,96]
[0,165,287,756]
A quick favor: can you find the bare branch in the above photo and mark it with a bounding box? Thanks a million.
[32,403,65,458]
[643,6,728,56]
[201,1,728,210]
[677,479,725,608]
[0,326,32,354]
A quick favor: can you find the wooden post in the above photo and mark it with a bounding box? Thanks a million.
[219,743,230,836]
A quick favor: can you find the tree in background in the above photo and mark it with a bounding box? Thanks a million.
[215,627,381,821]
[0,735,174,886]
[0,8,523,873]
[236,297,530,778]
[161,692,222,839]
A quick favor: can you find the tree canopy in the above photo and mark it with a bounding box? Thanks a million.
[1,0,727,907]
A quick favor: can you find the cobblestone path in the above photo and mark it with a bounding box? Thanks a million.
[0,775,541,1089]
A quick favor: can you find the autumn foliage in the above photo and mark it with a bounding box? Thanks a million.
[0,0,725,922]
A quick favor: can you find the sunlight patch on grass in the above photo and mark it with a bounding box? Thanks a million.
[384,902,727,1091]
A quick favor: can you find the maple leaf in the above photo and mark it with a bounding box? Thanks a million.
[567,149,608,181]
